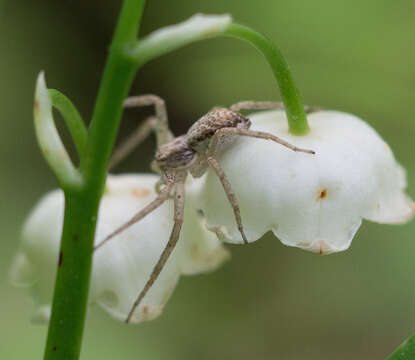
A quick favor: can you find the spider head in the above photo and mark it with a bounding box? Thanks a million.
[153,135,196,172]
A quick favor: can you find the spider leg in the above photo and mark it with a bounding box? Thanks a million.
[94,173,175,251]
[207,106,224,113]
[109,95,173,170]
[125,171,187,323]
[210,127,315,154]
[123,94,173,146]
[206,156,248,245]
[230,101,284,112]
[229,101,318,114]
[109,115,157,170]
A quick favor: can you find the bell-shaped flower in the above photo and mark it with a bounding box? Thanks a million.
[188,110,414,254]
[9,174,229,323]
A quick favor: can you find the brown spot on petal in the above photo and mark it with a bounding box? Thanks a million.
[34,100,40,113]
[318,189,327,200]
[317,240,332,255]
[142,305,150,315]
[131,188,150,198]
[140,305,155,322]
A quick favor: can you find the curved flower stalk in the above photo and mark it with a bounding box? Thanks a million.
[188,110,414,254]
[10,174,229,323]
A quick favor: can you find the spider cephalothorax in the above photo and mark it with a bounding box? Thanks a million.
[95,95,315,323]
[154,135,196,171]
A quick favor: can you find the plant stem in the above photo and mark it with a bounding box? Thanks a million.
[224,23,309,135]
[128,19,309,135]
[387,333,415,360]
[43,1,146,359]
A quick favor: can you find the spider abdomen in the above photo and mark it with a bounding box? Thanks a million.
[186,108,250,147]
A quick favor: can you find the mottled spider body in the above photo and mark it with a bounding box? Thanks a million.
[96,95,315,323]
[152,109,251,178]
[186,108,250,152]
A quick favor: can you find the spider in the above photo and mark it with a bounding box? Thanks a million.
[94,95,316,323]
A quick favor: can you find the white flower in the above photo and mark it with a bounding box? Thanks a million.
[9,174,229,324]
[188,110,414,254]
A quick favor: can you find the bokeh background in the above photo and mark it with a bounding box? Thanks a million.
[1,1,415,359]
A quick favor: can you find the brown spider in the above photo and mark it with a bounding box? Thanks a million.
[94,95,315,323]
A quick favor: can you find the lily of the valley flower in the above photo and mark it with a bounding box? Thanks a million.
[9,174,229,324]
[188,110,414,254]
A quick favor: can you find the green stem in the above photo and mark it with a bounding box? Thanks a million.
[224,23,309,135]
[43,1,146,359]
[128,19,309,135]
[49,89,88,159]
[387,333,415,360]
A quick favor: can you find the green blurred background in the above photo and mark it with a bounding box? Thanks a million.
[1,1,415,359]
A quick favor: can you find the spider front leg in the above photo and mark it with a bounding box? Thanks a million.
[109,94,173,170]
[94,173,175,251]
[206,156,248,245]
[126,171,187,323]
[211,127,315,154]
[205,132,249,244]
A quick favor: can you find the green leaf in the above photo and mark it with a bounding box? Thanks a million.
[388,333,415,360]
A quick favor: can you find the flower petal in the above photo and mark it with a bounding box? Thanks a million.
[188,110,414,254]
[10,174,229,323]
